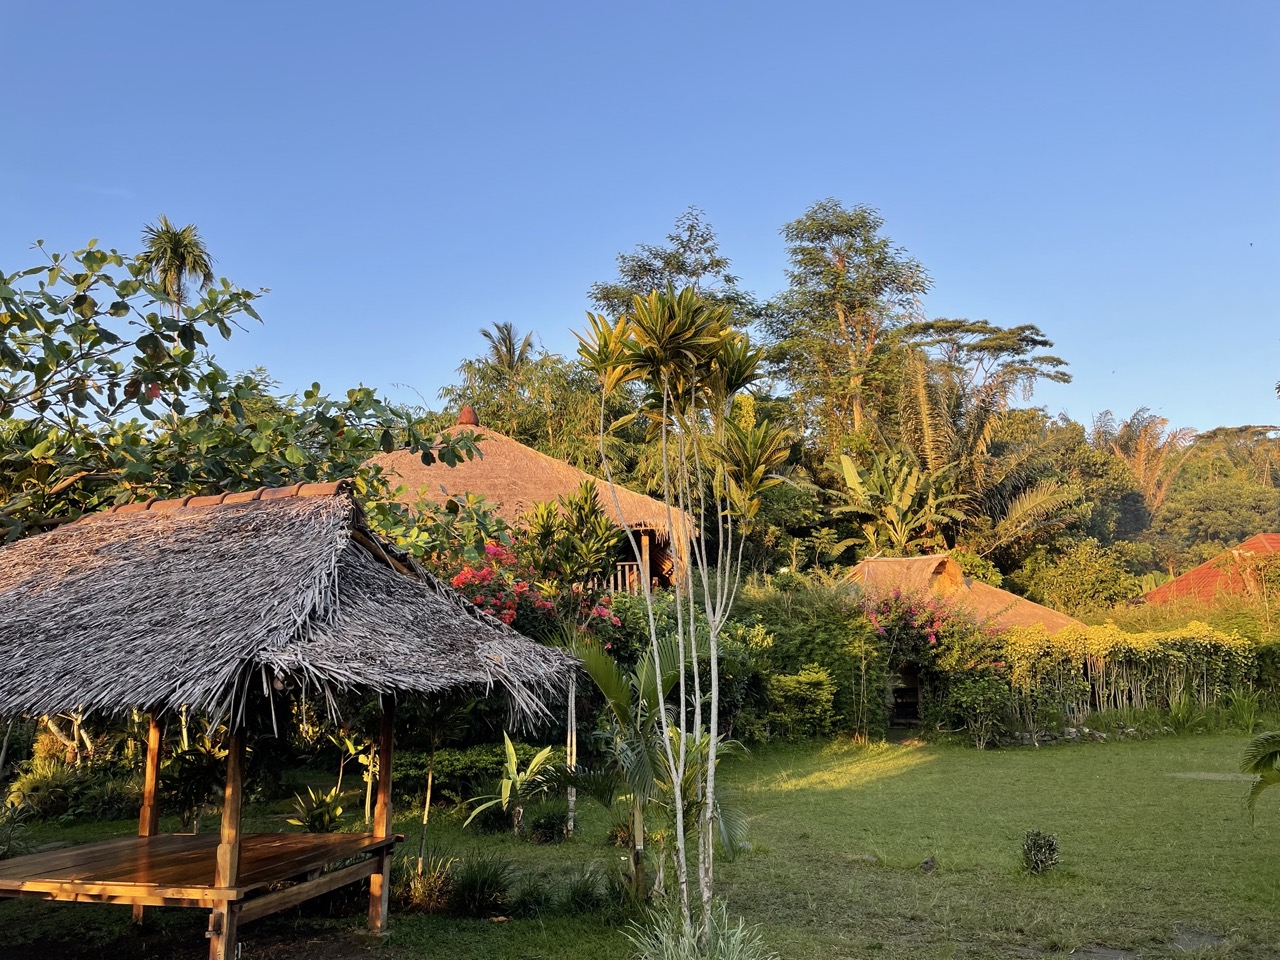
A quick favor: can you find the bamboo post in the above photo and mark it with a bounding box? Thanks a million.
[132,713,164,924]
[208,729,244,960]
[368,700,395,933]
[640,533,652,591]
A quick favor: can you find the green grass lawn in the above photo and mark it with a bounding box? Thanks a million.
[2,734,1276,960]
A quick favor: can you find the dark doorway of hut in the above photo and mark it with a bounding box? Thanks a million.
[889,664,923,730]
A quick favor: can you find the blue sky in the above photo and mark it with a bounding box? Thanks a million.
[4,1,1276,432]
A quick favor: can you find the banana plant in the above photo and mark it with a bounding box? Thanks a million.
[838,450,968,555]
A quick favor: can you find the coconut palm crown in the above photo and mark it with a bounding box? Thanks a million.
[137,215,216,317]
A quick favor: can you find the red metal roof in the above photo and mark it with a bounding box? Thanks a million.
[1144,533,1280,605]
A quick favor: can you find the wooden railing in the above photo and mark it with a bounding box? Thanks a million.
[608,562,642,595]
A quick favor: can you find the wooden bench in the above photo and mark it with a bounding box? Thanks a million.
[0,831,401,926]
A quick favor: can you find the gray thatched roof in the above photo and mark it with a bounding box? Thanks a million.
[0,482,574,724]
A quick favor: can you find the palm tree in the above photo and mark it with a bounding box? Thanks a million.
[571,637,681,900]
[478,322,535,377]
[894,348,1081,560]
[1091,408,1195,513]
[136,216,216,318]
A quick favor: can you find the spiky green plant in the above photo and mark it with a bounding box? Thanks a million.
[464,733,554,835]
[838,449,968,555]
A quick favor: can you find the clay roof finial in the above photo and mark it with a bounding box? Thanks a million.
[457,405,480,426]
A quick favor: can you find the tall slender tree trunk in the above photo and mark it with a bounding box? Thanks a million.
[416,758,434,875]
[566,676,577,838]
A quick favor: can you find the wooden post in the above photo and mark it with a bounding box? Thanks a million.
[368,700,395,934]
[208,729,244,960]
[640,532,652,592]
[132,713,163,924]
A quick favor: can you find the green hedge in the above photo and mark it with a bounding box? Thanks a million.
[392,741,563,803]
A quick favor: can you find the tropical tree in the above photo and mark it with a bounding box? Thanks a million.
[464,732,554,836]
[408,695,473,873]
[837,450,967,555]
[478,321,534,377]
[764,199,930,453]
[892,344,1081,564]
[520,480,624,597]
[577,285,787,938]
[136,216,217,319]
[589,207,757,318]
[440,336,643,473]
[0,241,261,540]
[571,637,682,899]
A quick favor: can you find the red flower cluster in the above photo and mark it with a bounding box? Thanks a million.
[449,541,554,625]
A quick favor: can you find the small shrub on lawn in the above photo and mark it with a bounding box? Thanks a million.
[1022,830,1060,874]
[559,865,606,914]
[764,664,837,740]
[944,675,1011,749]
[528,804,568,843]
[286,786,346,833]
[71,775,142,821]
[510,876,553,918]
[6,759,87,819]
[1166,696,1208,736]
[393,851,455,912]
[1223,687,1261,733]
[448,852,513,917]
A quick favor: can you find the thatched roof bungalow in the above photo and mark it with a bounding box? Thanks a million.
[369,408,691,589]
[848,555,1082,634]
[0,481,573,959]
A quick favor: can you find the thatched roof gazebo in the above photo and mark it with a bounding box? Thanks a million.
[0,481,573,960]
[369,409,692,590]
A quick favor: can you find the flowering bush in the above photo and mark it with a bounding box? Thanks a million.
[863,588,1004,675]
[449,542,556,630]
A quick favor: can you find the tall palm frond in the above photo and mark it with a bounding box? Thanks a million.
[479,322,535,375]
[1243,730,1280,814]
[977,478,1082,557]
[1095,407,1196,512]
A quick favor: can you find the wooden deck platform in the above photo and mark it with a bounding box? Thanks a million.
[0,832,399,919]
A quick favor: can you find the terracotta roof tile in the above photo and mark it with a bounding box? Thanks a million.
[1145,533,1280,605]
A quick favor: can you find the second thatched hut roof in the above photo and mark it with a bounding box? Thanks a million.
[848,555,1082,634]
[369,415,691,544]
